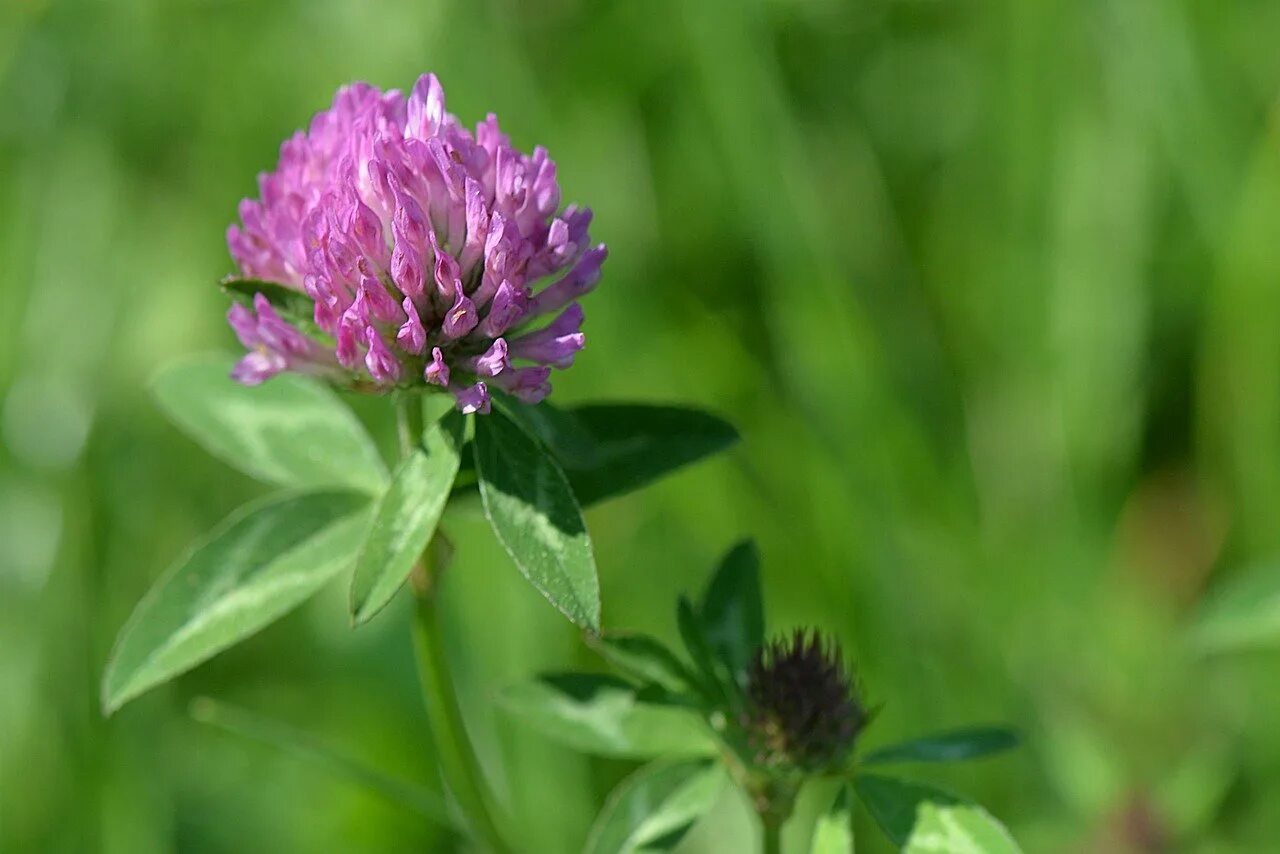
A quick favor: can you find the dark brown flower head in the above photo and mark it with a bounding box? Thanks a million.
[743,629,868,773]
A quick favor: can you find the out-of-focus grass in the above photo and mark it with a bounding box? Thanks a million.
[3,0,1280,850]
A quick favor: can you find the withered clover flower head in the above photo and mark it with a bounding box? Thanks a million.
[226,74,607,413]
[743,629,869,773]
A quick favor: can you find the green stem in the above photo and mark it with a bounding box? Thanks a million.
[762,815,783,854]
[744,771,796,854]
[397,391,425,456]
[398,395,511,853]
[412,586,510,852]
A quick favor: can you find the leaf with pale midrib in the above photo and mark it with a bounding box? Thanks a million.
[474,407,599,630]
[904,801,1022,853]
[855,775,1021,852]
[583,760,725,854]
[350,412,465,624]
[499,673,716,759]
[103,490,373,713]
[811,785,855,853]
[152,355,387,494]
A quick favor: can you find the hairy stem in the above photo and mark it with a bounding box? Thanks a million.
[399,395,510,852]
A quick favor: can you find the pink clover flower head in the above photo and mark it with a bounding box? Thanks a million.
[226,74,605,410]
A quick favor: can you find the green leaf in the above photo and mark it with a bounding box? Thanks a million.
[190,696,452,826]
[501,400,739,506]
[699,540,764,681]
[676,595,731,705]
[904,801,1022,853]
[854,775,1020,852]
[1154,737,1237,838]
[350,412,465,623]
[861,726,1021,766]
[811,785,856,853]
[1190,561,1280,653]
[102,491,373,713]
[496,397,601,468]
[594,631,698,695]
[152,355,387,494]
[498,673,717,759]
[583,759,726,854]
[856,775,958,846]
[474,408,599,631]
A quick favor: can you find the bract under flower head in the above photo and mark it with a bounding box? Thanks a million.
[226,74,607,411]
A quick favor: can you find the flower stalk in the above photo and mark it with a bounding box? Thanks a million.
[761,817,783,854]
[399,396,510,852]
[735,760,798,853]
[411,581,509,852]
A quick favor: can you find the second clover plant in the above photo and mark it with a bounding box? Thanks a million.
[503,542,1024,852]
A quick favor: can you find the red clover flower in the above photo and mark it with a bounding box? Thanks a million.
[226,74,606,413]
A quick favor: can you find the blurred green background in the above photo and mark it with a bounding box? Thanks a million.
[4,0,1280,850]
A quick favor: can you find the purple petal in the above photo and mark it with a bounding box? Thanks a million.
[492,365,552,404]
[397,298,427,354]
[510,332,584,369]
[364,328,402,384]
[451,381,490,415]
[253,294,313,357]
[526,150,559,221]
[390,241,425,298]
[432,237,464,303]
[537,302,584,338]
[528,244,606,317]
[474,212,526,306]
[424,347,450,386]
[465,338,510,377]
[313,299,341,331]
[325,232,359,279]
[303,273,339,310]
[494,146,526,215]
[458,177,489,274]
[391,176,430,250]
[508,305,585,369]
[406,73,446,139]
[478,280,530,338]
[441,283,479,339]
[231,350,287,386]
[227,302,260,349]
[350,196,389,268]
[336,316,363,369]
[359,274,403,324]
